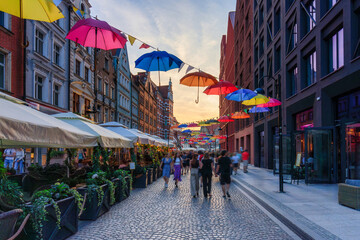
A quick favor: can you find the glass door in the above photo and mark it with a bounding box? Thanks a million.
[346,123,360,179]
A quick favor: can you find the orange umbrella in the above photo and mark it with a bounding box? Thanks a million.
[232,111,250,119]
[180,71,218,103]
[170,124,179,129]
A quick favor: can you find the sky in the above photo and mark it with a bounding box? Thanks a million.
[90,0,236,123]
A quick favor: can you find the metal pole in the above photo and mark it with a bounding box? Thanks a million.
[277,75,284,192]
[226,124,229,151]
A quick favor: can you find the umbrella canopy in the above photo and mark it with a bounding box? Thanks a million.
[225,89,257,102]
[135,51,183,72]
[53,112,132,148]
[0,0,64,22]
[203,80,238,95]
[100,122,140,144]
[242,94,270,106]
[128,129,156,145]
[180,72,218,103]
[249,107,270,113]
[257,98,282,107]
[0,94,97,148]
[187,123,199,127]
[218,115,234,122]
[178,124,188,128]
[232,111,250,119]
[66,18,127,50]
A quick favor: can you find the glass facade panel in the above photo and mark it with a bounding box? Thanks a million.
[346,123,360,179]
[328,28,344,73]
[305,51,317,87]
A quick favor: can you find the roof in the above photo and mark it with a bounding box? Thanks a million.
[158,85,169,99]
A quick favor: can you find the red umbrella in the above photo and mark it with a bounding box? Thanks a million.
[66,18,127,50]
[187,123,199,127]
[257,98,282,107]
[232,111,250,119]
[203,80,238,95]
[218,115,234,122]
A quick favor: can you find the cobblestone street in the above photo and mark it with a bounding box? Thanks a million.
[69,174,293,240]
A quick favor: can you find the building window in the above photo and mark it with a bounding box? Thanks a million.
[85,67,90,83]
[259,35,264,57]
[327,28,344,74]
[254,44,259,64]
[73,93,80,113]
[111,87,114,99]
[105,58,109,71]
[75,59,81,76]
[275,45,281,72]
[267,21,273,46]
[53,84,60,106]
[0,11,9,29]
[105,108,109,122]
[254,16,258,36]
[35,75,43,101]
[307,0,316,32]
[259,6,264,26]
[0,52,5,89]
[97,105,102,122]
[98,78,102,92]
[287,66,298,97]
[304,51,316,88]
[286,0,295,11]
[105,82,109,96]
[54,44,61,66]
[287,21,297,53]
[274,8,281,34]
[267,53,273,77]
[35,29,45,55]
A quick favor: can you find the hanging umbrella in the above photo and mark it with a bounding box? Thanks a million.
[242,94,270,106]
[198,121,211,126]
[187,123,199,127]
[135,50,183,86]
[225,89,257,102]
[66,18,127,50]
[218,115,234,122]
[182,129,192,133]
[205,119,219,125]
[178,124,188,128]
[257,98,282,107]
[203,80,238,95]
[180,71,218,103]
[249,107,270,113]
[232,111,250,119]
[170,124,179,129]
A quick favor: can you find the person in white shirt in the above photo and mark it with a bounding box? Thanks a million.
[3,148,16,169]
[14,148,25,174]
[231,153,240,175]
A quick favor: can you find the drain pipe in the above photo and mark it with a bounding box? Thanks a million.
[67,5,71,110]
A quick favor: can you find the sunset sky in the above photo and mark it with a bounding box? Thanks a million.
[91,0,236,123]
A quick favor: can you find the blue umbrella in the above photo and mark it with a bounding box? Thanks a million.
[178,124,188,128]
[225,88,257,102]
[182,129,192,133]
[249,107,270,113]
[203,137,210,140]
[135,50,183,85]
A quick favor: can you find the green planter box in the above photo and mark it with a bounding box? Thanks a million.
[147,168,153,185]
[152,168,158,182]
[132,172,148,188]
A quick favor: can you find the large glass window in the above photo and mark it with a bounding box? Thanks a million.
[328,28,344,73]
[287,66,298,97]
[287,22,298,53]
[35,75,43,101]
[35,30,44,55]
[0,52,5,89]
[307,0,316,32]
[0,11,4,27]
[274,8,281,34]
[304,51,317,87]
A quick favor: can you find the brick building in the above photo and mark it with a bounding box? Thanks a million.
[157,78,174,141]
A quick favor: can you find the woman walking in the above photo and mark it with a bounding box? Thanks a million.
[173,152,183,188]
[190,154,200,198]
[200,152,215,198]
[161,153,173,188]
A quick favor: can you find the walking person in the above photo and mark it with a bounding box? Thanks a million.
[181,152,188,175]
[173,152,183,188]
[160,153,173,188]
[3,148,16,169]
[200,152,215,198]
[231,152,240,175]
[198,151,204,187]
[242,149,249,173]
[13,148,25,174]
[216,150,232,199]
[190,154,200,198]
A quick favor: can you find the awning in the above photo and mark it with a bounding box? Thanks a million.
[100,122,138,144]
[127,129,156,145]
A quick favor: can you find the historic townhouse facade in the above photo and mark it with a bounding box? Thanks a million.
[0,11,24,99]
[131,73,139,129]
[156,78,174,141]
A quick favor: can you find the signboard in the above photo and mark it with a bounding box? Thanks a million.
[129,162,135,170]
[295,152,302,167]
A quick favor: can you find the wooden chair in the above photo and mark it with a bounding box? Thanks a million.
[0,209,30,240]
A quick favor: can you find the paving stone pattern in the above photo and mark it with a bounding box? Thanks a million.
[69,175,293,240]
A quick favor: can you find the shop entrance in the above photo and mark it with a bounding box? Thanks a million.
[346,123,360,179]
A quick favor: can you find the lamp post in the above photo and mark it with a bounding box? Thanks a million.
[257,74,284,193]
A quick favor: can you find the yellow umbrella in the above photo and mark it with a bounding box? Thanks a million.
[198,121,211,126]
[0,0,64,22]
[242,94,270,106]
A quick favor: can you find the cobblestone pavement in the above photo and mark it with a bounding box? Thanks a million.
[69,174,293,240]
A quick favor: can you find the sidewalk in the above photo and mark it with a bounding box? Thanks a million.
[231,165,360,240]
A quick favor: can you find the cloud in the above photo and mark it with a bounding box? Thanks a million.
[91,0,236,123]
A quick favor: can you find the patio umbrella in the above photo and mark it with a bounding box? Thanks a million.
[203,80,238,95]
[187,123,199,128]
[53,112,132,148]
[242,94,270,106]
[178,124,188,128]
[225,89,257,102]
[257,98,282,107]
[135,50,183,86]
[232,111,250,119]
[249,107,270,113]
[100,122,139,144]
[180,71,218,103]
[0,93,97,148]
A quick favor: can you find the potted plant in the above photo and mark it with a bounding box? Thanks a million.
[22,182,83,240]
[112,169,132,203]
[77,171,115,220]
[132,165,147,188]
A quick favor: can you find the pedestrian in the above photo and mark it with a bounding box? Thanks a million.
[173,152,183,188]
[216,150,232,199]
[198,151,204,187]
[242,149,249,173]
[190,154,200,198]
[13,148,25,174]
[3,148,16,169]
[231,152,240,175]
[185,150,193,174]
[160,153,173,188]
[181,152,187,175]
[200,152,216,198]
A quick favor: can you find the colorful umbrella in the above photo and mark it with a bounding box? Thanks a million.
[135,50,183,85]
[182,129,192,133]
[66,18,127,50]
[249,107,270,113]
[198,121,211,126]
[218,115,234,122]
[178,124,188,128]
[232,111,250,119]
[242,94,270,106]
[257,98,282,107]
[180,71,218,103]
[170,124,179,129]
[199,133,207,137]
[203,80,238,95]
[225,89,257,102]
[187,123,199,127]
[205,119,219,125]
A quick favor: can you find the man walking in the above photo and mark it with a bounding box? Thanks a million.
[216,150,232,199]
[242,149,249,173]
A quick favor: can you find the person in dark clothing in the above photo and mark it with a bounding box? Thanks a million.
[200,152,216,198]
[216,150,232,199]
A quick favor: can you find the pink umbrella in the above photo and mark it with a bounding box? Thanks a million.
[187,123,199,127]
[66,18,127,50]
[257,98,282,107]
